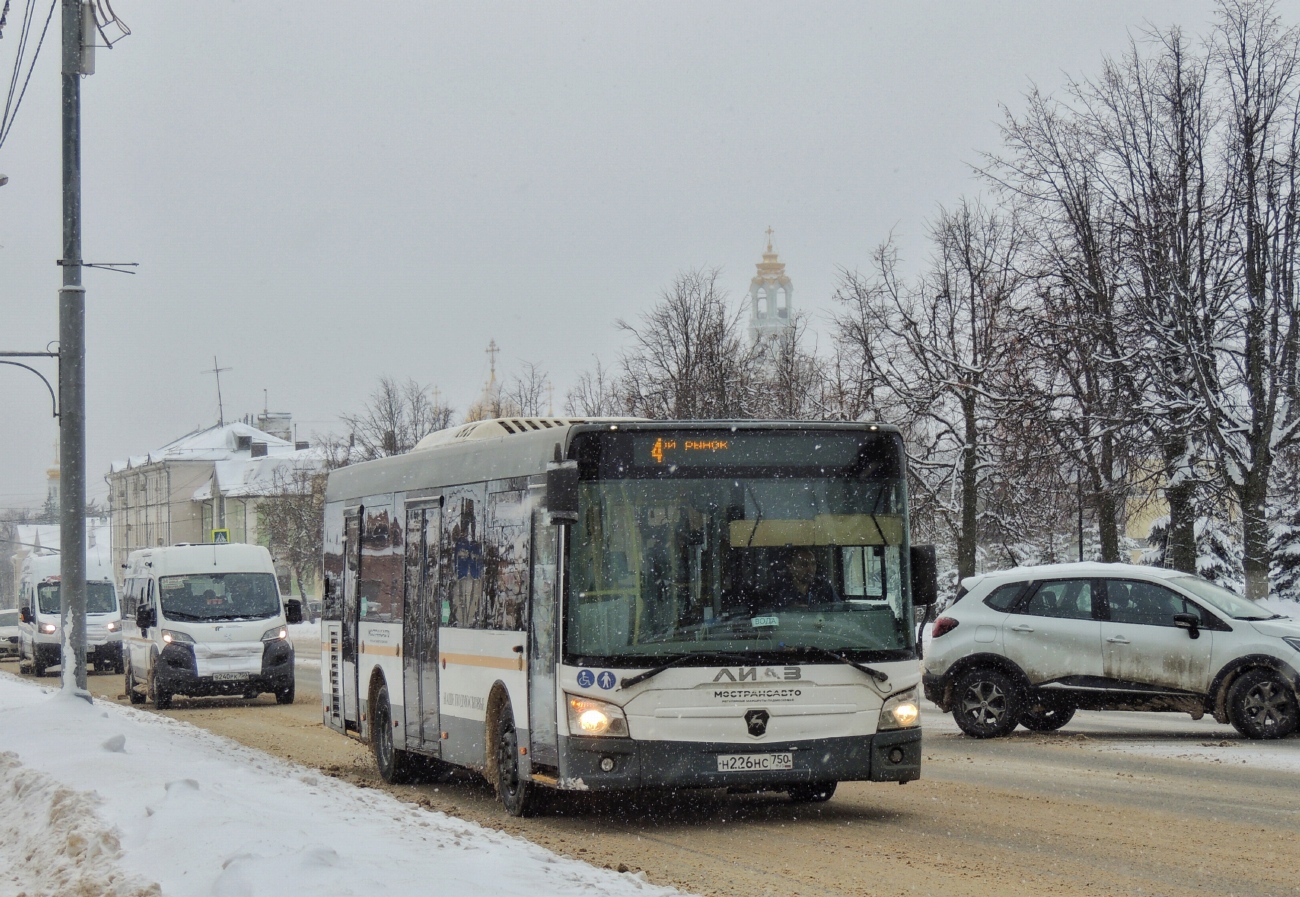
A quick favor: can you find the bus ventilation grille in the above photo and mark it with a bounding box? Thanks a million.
[328,630,342,724]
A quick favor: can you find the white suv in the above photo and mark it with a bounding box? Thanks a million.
[922,562,1300,740]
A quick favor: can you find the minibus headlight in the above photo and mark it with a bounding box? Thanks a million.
[106,621,118,632]
[566,694,629,738]
[161,629,194,645]
[878,686,921,731]
[39,623,57,634]
[261,626,288,642]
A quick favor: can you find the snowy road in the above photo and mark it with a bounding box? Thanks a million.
[3,646,1298,897]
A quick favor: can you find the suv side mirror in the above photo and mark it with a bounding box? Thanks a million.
[546,456,579,526]
[910,544,939,607]
[1173,612,1200,639]
[19,607,32,624]
[285,599,303,625]
[136,606,155,631]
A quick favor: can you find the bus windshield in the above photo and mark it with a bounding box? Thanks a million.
[564,429,914,666]
[37,582,118,616]
[158,573,280,621]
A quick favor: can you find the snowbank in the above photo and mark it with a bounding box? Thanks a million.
[0,673,685,897]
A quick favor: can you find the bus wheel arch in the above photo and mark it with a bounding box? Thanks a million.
[369,671,421,785]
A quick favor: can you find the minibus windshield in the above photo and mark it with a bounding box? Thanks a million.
[158,573,280,621]
[37,582,118,615]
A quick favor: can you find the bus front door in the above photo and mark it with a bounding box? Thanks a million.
[342,509,362,732]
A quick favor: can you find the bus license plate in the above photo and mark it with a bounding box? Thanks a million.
[716,752,793,772]
[212,672,250,681]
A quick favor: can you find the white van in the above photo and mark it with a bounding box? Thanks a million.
[17,552,124,677]
[121,543,302,709]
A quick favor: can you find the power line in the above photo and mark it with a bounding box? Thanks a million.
[0,0,56,152]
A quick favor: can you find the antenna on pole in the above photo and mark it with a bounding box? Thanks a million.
[204,356,232,426]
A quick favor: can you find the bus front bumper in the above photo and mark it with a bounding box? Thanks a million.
[556,728,921,791]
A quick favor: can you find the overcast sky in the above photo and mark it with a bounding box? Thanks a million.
[1,0,1266,508]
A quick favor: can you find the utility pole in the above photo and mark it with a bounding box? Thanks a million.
[59,0,89,696]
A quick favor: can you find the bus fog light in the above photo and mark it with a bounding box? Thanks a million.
[566,694,629,738]
[878,686,921,731]
[600,757,616,772]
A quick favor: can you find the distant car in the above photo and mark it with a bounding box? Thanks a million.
[922,562,1300,740]
[0,609,18,659]
[304,599,322,623]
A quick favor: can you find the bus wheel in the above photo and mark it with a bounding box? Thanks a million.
[372,683,419,784]
[32,656,46,678]
[495,703,540,817]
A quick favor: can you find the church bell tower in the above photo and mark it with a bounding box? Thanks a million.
[749,228,794,347]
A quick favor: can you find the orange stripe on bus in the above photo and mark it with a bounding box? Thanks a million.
[440,652,523,671]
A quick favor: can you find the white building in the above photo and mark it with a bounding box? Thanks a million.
[105,421,324,578]
[748,229,795,348]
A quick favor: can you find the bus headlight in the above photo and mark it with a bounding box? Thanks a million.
[161,629,194,645]
[878,686,921,731]
[566,694,629,737]
[261,626,288,642]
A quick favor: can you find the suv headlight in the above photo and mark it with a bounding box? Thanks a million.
[1282,637,1300,654]
[566,694,629,737]
[161,629,194,645]
[878,686,921,731]
[261,626,288,642]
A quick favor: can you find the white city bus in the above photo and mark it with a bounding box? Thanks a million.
[320,418,936,815]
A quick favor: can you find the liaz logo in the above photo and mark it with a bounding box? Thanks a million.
[713,666,801,682]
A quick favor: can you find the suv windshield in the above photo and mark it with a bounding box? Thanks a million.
[159,573,280,621]
[564,429,914,665]
[36,582,118,615]
[1171,576,1280,620]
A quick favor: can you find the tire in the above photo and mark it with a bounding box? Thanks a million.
[32,655,46,678]
[151,667,172,711]
[1227,669,1299,740]
[1019,699,1076,733]
[495,702,541,817]
[372,683,420,784]
[275,680,295,705]
[125,664,146,705]
[789,782,837,803]
[951,667,1021,738]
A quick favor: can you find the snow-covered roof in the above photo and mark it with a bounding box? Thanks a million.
[191,447,326,501]
[109,422,294,473]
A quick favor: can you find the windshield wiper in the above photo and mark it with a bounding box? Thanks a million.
[782,645,890,683]
[619,652,754,690]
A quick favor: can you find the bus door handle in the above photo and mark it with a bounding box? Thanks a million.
[511,645,524,654]
[1009,624,1034,633]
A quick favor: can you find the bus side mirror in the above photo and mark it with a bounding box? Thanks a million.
[285,599,303,625]
[19,607,32,624]
[546,459,579,525]
[137,607,155,630]
[910,544,938,607]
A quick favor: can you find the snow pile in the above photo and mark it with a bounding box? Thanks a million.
[0,674,685,897]
[0,745,159,897]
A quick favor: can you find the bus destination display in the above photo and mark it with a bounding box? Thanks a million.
[633,432,869,468]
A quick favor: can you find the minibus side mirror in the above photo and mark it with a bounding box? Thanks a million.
[910,544,939,608]
[19,607,32,624]
[546,458,579,526]
[285,599,303,625]
[137,606,155,631]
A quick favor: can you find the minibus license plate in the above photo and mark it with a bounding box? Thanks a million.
[716,752,793,772]
[212,672,250,681]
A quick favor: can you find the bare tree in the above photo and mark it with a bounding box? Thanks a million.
[259,466,329,598]
[834,199,1030,579]
[340,376,453,460]
[502,361,550,417]
[565,357,622,417]
[1198,0,1300,597]
[616,268,763,420]
[754,313,828,419]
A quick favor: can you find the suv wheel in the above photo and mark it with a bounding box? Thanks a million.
[952,667,1021,738]
[1019,699,1075,732]
[1228,669,1298,740]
